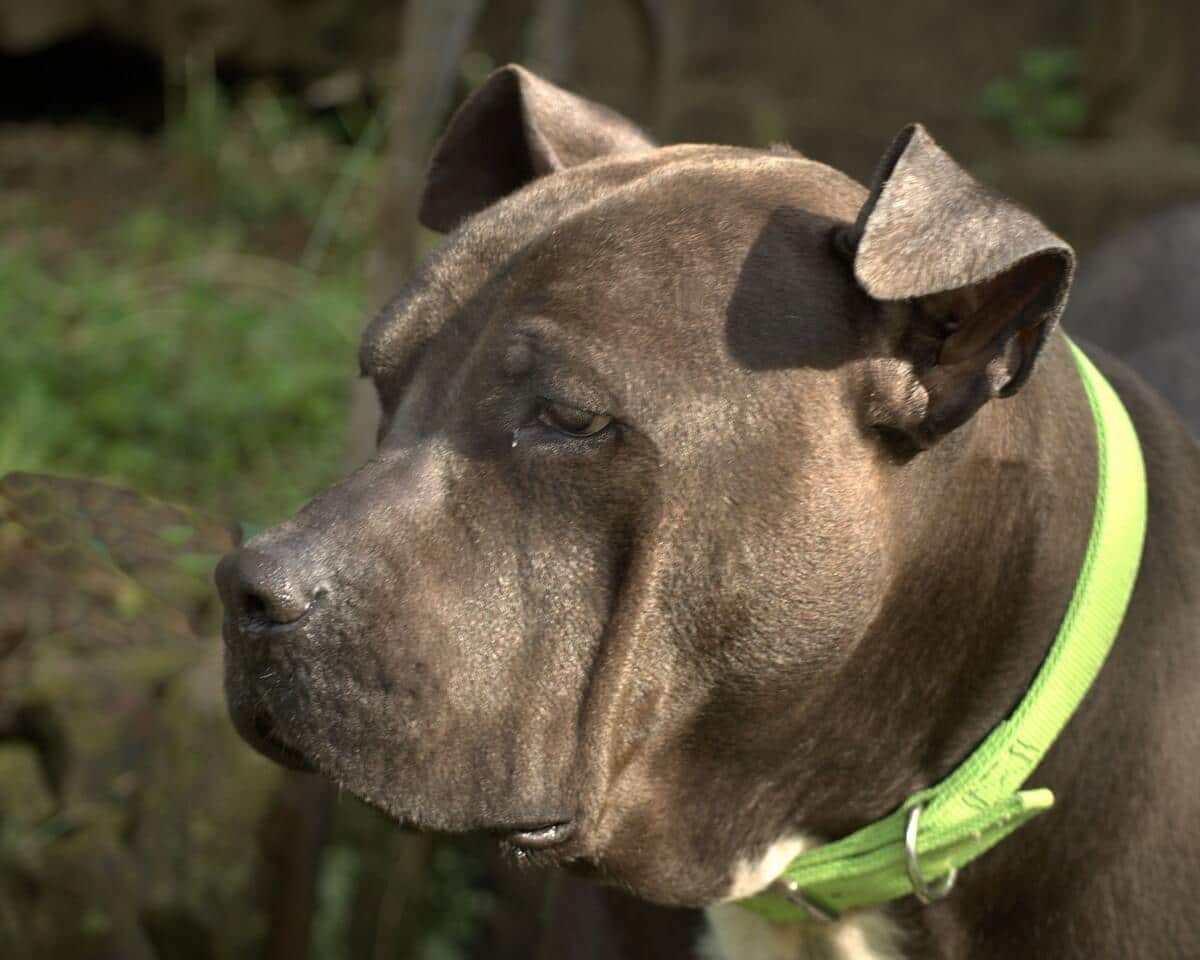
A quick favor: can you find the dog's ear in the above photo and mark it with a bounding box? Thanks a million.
[840,124,1074,447]
[419,64,655,233]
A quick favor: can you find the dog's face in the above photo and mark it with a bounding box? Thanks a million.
[218,66,1073,905]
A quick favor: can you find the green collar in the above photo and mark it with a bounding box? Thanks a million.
[738,340,1148,924]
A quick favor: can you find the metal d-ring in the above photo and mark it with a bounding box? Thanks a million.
[769,878,840,925]
[904,803,957,904]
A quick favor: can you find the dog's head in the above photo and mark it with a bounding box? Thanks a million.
[218,66,1073,905]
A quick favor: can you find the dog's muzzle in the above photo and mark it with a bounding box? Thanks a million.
[216,544,330,771]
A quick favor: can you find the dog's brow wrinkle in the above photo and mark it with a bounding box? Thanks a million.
[503,340,535,377]
[362,292,424,370]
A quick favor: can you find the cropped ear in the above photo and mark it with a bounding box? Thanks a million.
[419,64,655,233]
[841,124,1074,447]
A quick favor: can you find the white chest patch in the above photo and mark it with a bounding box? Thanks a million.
[699,836,906,960]
[724,835,817,900]
[699,904,905,960]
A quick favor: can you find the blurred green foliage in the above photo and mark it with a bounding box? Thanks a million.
[973,47,1089,145]
[0,71,379,525]
[311,816,498,960]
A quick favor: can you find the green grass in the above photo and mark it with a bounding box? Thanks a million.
[0,82,380,525]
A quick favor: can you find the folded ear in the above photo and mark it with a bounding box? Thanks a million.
[841,124,1074,447]
[418,64,655,233]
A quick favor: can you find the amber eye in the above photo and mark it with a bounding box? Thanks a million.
[536,400,614,438]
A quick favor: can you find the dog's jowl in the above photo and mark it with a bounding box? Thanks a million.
[217,65,1200,959]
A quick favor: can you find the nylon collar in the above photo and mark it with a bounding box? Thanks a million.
[737,340,1148,923]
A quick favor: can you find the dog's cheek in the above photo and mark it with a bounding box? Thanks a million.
[587,791,757,907]
[341,456,641,821]
[576,436,892,898]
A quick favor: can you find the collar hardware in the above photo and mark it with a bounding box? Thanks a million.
[904,803,957,904]
[769,878,840,924]
[737,340,1148,924]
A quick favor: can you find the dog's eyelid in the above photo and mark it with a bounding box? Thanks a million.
[534,397,615,439]
[536,395,592,413]
[533,392,618,429]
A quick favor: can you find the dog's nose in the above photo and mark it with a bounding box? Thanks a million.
[216,547,322,629]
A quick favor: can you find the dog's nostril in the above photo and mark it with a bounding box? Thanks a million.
[239,580,312,626]
[219,547,320,628]
[243,588,269,621]
[253,707,275,741]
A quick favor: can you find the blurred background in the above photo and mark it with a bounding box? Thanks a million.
[0,1,1197,957]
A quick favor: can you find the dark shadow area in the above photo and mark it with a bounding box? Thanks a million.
[536,878,703,960]
[0,29,375,140]
[725,206,866,372]
[0,30,165,130]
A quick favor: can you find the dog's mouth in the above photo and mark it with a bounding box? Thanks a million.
[237,695,582,855]
[494,819,583,868]
[502,820,576,851]
[246,705,315,772]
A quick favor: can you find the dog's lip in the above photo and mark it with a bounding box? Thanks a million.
[248,706,315,772]
[500,819,577,850]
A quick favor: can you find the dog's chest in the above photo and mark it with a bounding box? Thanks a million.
[700,904,905,960]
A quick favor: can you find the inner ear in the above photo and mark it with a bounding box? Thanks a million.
[935,252,1069,394]
[884,251,1070,444]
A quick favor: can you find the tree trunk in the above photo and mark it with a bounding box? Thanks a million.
[344,0,486,469]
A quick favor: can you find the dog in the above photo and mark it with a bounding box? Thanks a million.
[217,65,1200,959]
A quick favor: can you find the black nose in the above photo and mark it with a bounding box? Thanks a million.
[216,547,321,629]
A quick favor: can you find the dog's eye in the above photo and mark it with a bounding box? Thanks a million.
[536,400,613,438]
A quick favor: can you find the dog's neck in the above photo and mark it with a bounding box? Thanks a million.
[791,334,1099,840]
[710,335,1102,959]
[885,334,1099,794]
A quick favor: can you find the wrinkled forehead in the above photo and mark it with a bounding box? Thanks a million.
[360,147,706,376]
[523,174,866,354]
[361,148,869,394]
